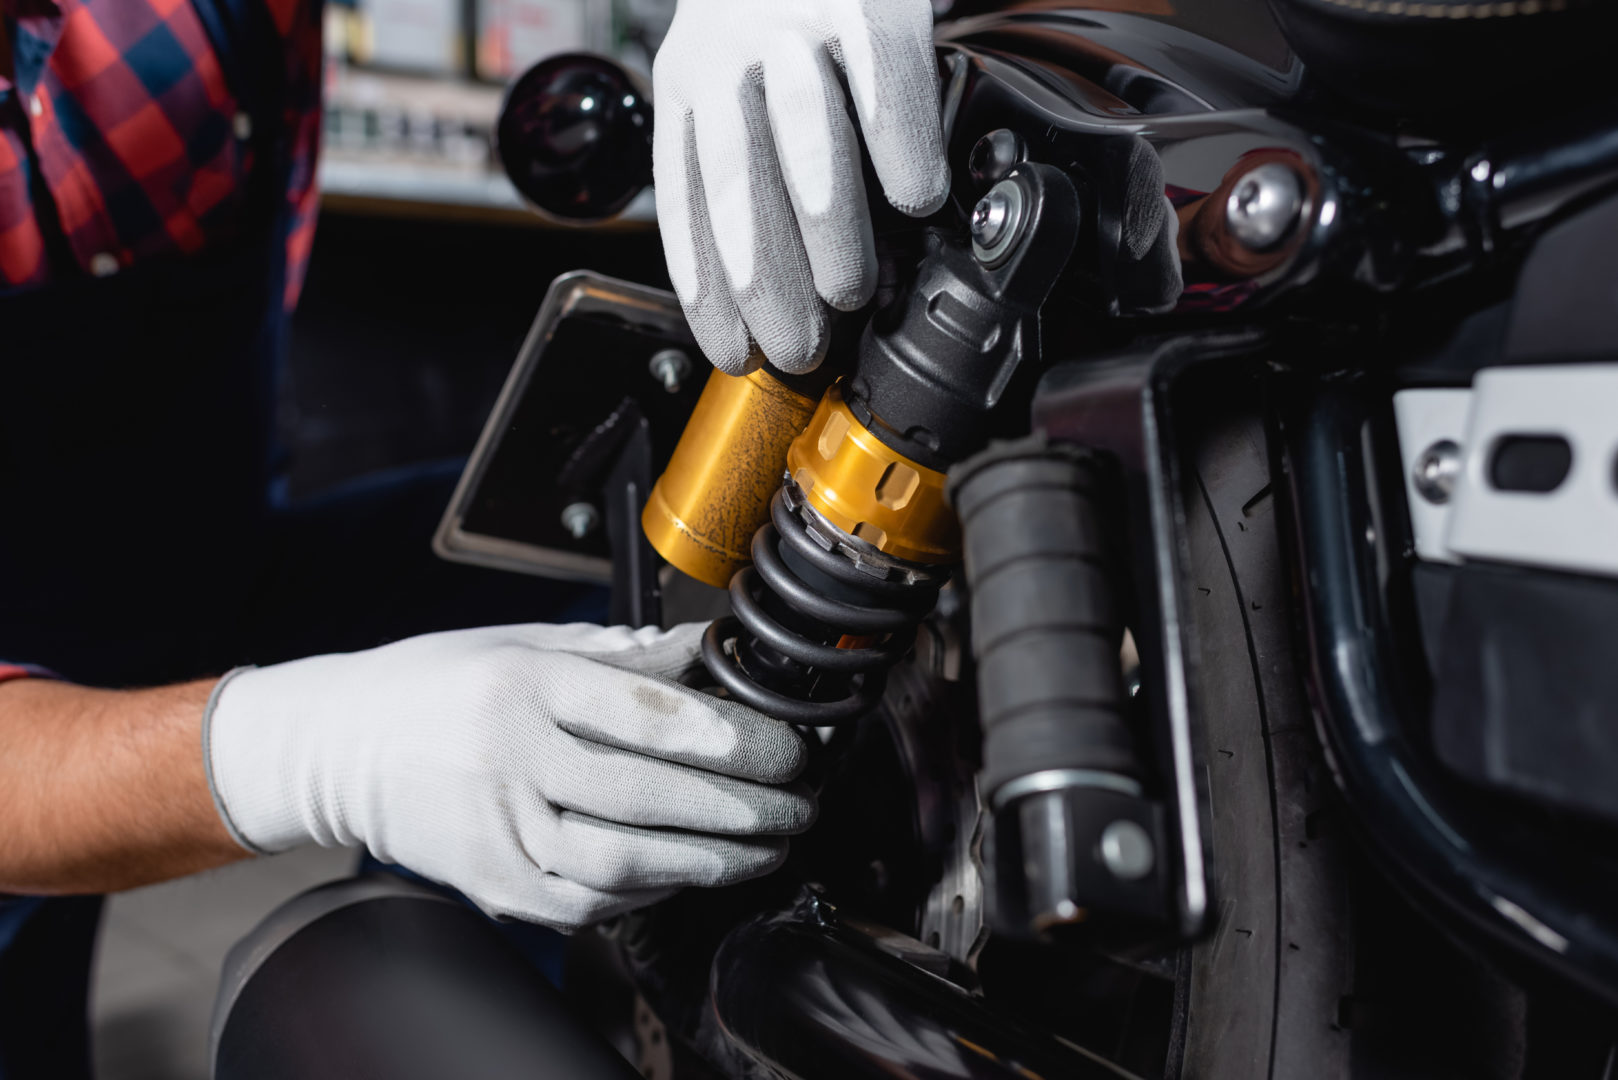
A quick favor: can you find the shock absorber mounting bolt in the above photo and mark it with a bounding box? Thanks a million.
[971,178,1027,266]
[1100,819,1155,882]
[971,191,1010,245]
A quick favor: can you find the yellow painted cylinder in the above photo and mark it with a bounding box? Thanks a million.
[785,385,959,565]
[642,366,818,588]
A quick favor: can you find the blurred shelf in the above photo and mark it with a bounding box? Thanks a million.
[326,65,504,116]
[315,65,656,227]
[321,156,521,207]
[318,158,655,226]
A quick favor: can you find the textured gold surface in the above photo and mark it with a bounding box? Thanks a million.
[785,385,959,565]
[643,366,817,588]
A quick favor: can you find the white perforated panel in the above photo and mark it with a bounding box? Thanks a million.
[1393,365,1618,579]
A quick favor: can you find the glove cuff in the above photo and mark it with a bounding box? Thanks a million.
[203,666,272,856]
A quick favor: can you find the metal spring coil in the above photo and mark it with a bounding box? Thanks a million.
[701,489,941,725]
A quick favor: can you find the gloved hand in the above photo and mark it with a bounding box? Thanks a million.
[653,0,949,376]
[204,622,814,931]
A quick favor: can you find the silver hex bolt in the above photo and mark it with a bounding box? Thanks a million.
[971,190,1011,248]
[971,178,1027,267]
[1225,162,1305,252]
[1099,819,1155,881]
[560,501,599,540]
[1414,439,1463,504]
[648,348,693,394]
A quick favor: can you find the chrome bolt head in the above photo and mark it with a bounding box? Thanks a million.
[1099,819,1155,881]
[971,178,1027,267]
[648,348,692,394]
[560,501,599,540]
[1225,162,1305,251]
[1414,439,1463,504]
[971,190,1011,249]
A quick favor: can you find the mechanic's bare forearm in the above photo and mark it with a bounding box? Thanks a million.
[0,678,247,894]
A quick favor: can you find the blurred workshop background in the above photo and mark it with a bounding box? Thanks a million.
[91,3,671,1077]
[288,0,675,499]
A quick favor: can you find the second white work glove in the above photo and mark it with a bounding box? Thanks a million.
[653,0,949,376]
[204,622,814,932]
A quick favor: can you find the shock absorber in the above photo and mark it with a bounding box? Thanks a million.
[700,393,955,724]
[645,162,1082,723]
[949,435,1168,934]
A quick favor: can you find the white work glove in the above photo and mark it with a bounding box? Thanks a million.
[653,0,949,376]
[204,622,814,932]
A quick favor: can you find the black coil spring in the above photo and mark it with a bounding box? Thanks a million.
[701,489,942,725]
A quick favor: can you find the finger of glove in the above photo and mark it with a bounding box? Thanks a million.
[1119,137,1167,262]
[578,621,707,681]
[548,653,808,782]
[693,77,829,374]
[488,873,675,933]
[542,733,816,835]
[654,100,754,376]
[764,38,877,313]
[837,0,950,217]
[496,621,707,682]
[543,810,789,892]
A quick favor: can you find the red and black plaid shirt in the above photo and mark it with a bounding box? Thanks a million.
[0,0,322,309]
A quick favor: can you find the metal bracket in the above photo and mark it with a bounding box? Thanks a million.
[603,412,662,629]
[1030,329,1268,940]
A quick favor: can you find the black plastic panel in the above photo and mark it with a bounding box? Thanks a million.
[1429,561,1618,825]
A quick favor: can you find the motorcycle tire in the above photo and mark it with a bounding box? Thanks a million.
[1166,373,1543,1080]
[1166,380,1359,1079]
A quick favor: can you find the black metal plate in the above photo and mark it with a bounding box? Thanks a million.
[434,272,700,583]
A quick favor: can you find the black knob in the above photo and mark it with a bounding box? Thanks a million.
[496,54,653,222]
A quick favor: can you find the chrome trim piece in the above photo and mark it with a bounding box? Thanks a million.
[992,768,1145,810]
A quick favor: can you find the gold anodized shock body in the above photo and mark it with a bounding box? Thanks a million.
[643,368,962,589]
[641,366,818,588]
[785,385,959,566]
